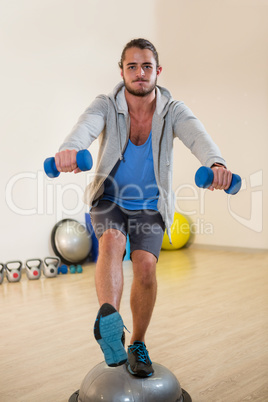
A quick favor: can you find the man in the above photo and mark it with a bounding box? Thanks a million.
[55,38,232,377]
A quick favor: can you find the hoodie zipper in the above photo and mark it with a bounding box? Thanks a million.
[119,113,130,161]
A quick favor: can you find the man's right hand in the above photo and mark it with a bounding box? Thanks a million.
[54,149,81,174]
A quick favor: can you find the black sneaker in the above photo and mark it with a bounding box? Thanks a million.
[127,341,154,377]
[94,303,127,367]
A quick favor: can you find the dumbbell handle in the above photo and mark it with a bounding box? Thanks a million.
[44,149,93,178]
[195,166,241,195]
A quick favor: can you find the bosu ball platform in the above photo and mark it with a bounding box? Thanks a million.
[69,361,191,402]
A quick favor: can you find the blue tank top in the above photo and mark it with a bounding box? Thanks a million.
[102,131,159,210]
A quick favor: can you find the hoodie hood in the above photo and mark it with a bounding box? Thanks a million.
[108,81,174,118]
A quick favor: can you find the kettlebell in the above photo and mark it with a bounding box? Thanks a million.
[43,256,60,278]
[0,263,4,284]
[25,258,42,280]
[5,261,23,282]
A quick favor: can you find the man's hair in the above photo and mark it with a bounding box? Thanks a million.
[118,38,160,69]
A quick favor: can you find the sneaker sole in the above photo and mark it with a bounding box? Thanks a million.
[97,312,127,367]
[127,363,154,378]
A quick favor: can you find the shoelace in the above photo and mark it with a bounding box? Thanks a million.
[129,343,152,364]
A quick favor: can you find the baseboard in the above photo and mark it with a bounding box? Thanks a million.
[189,243,268,254]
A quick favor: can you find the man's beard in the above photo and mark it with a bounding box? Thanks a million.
[123,77,157,97]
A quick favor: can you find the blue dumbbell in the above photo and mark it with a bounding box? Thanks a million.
[195,166,241,195]
[69,265,76,274]
[58,264,68,275]
[44,149,93,178]
[76,265,83,273]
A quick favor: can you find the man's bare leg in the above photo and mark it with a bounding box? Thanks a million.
[129,250,157,344]
[127,249,157,377]
[94,229,128,366]
[95,229,126,310]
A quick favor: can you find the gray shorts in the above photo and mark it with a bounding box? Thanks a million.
[90,200,165,260]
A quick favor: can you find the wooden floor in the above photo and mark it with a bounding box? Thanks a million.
[1,247,268,402]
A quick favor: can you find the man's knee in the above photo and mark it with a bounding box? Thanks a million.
[132,251,157,288]
[99,229,126,255]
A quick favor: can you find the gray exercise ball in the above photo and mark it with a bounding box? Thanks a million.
[69,361,192,402]
[51,219,92,264]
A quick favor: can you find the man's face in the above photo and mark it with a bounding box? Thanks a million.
[121,47,162,97]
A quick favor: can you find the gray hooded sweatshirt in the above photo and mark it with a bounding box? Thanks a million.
[59,82,226,239]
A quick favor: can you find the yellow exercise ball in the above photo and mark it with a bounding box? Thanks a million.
[162,212,190,250]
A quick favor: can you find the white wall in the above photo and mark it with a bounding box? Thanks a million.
[156,0,268,249]
[1,0,267,263]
